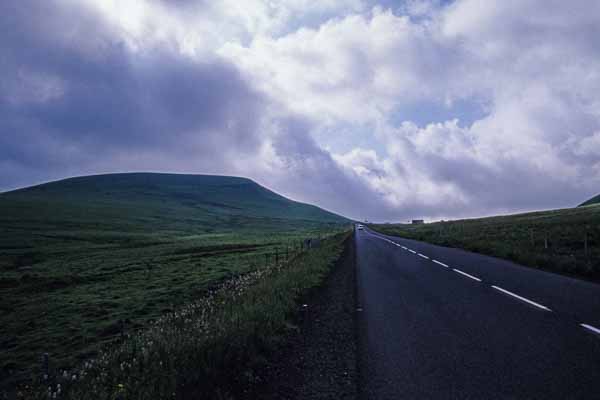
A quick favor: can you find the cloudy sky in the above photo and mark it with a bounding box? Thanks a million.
[2,0,600,221]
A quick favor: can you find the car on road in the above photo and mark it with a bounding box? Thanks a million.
[357,224,364,230]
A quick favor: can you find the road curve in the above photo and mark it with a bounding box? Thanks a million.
[356,227,600,399]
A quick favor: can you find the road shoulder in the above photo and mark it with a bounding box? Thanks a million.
[255,234,358,399]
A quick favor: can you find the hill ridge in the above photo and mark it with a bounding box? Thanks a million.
[579,193,600,207]
[0,172,348,226]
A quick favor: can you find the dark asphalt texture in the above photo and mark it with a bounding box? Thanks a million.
[356,227,600,400]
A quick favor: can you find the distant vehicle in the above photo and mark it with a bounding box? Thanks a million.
[357,224,364,230]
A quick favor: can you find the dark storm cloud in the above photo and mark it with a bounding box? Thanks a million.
[0,0,387,221]
[267,116,394,220]
[0,1,264,189]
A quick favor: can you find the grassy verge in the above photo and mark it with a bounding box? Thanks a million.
[0,224,346,392]
[369,205,600,282]
[20,231,350,399]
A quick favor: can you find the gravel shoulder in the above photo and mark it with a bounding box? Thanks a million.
[256,234,358,399]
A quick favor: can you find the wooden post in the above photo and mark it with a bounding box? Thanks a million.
[119,319,125,339]
[42,353,49,380]
[530,229,534,247]
[544,232,548,249]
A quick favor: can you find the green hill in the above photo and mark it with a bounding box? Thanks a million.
[579,193,600,207]
[1,172,347,232]
[0,173,348,390]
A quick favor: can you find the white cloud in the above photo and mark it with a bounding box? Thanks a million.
[74,0,366,55]
[221,7,457,125]
[220,0,600,218]
[5,0,600,221]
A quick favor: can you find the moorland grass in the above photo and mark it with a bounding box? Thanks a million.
[25,231,350,400]
[0,173,350,394]
[370,204,600,281]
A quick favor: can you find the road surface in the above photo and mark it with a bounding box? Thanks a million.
[356,227,600,399]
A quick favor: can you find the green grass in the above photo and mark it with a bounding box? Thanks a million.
[370,204,600,281]
[579,192,600,207]
[27,231,350,400]
[0,173,350,394]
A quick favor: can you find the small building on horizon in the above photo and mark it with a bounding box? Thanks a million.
[411,219,425,225]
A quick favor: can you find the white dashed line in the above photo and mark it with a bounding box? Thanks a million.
[452,268,482,282]
[581,323,600,336]
[491,286,551,311]
[365,232,570,329]
[432,259,449,268]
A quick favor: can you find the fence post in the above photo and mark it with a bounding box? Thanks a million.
[530,229,535,247]
[119,319,125,339]
[42,353,49,380]
[544,232,548,249]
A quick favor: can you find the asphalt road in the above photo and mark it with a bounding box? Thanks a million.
[356,227,600,399]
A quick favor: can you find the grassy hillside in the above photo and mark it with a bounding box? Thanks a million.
[370,205,600,281]
[579,193,600,207]
[0,173,349,392]
[1,172,346,231]
[45,232,350,400]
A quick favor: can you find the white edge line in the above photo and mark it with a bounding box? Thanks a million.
[432,259,449,268]
[452,268,481,282]
[408,249,416,254]
[581,323,600,335]
[418,253,429,259]
[491,286,551,311]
